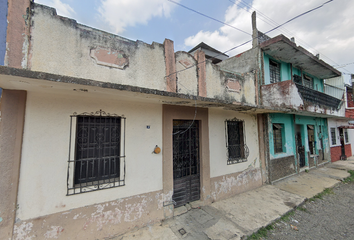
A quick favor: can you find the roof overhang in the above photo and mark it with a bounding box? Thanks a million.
[0,66,278,114]
[260,35,341,79]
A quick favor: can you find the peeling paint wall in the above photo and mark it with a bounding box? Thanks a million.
[175,51,198,95]
[205,63,256,105]
[261,80,344,117]
[210,168,262,202]
[217,48,258,74]
[13,190,164,240]
[17,90,163,221]
[208,108,260,178]
[261,80,303,109]
[29,5,167,91]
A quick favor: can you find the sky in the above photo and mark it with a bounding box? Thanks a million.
[35,0,354,81]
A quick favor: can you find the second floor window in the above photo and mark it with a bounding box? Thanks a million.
[331,128,336,145]
[269,59,281,83]
[303,75,313,89]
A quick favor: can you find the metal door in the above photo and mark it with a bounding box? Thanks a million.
[296,125,306,168]
[172,120,200,207]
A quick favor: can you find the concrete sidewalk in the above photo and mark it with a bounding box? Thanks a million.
[111,158,354,240]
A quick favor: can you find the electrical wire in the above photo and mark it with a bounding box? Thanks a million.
[167,0,251,36]
[165,0,335,79]
[229,0,353,75]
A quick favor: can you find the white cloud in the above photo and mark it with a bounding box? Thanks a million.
[35,0,76,18]
[98,0,179,34]
[184,0,354,74]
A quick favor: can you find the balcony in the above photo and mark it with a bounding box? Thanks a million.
[261,80,343,116]
[295,83,341,109]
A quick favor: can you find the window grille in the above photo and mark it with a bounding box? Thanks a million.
[344,129,349,143]
[303,75,313,89]
[225,119,249,165]
[67,110,126,195]
[273,124,284,153]
[307,125,315,154]
[269,59,281,83]
[331,128,336,145]
[293,74,302,84]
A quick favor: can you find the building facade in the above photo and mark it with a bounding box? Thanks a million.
[0,2,267,239]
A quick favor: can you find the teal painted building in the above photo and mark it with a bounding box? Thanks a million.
[258,35,340,182]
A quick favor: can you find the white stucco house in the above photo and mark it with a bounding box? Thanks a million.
[0,2,268,239]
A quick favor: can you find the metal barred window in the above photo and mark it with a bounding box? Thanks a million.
[225,119,249,165]
[67,110,126,195]
[331,128,336,145]
[303,75,313,89]
[273,124,284,153]
[269,59,280,83]
[344,129,349,143]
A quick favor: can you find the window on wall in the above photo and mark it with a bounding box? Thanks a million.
[273,124,285,153]
[307,125,316,154]
[344,129,349,143]
[225,119,249,165]
[303,75,313,89]
[269,59,281,83]
[331,128,336,145]
[67,110,126,195]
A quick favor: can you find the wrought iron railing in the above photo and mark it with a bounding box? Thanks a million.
[295,83,342,109]
[227,143,249,165]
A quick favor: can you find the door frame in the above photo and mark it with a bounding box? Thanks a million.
[162,105,210,215]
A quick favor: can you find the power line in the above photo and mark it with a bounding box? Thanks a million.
[166,0,336,78]
[167,0,251,36]
[230,0,350,74]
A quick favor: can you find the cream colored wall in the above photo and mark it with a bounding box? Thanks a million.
[30,5,166,91]
[208,108,260,178]
[17,91,163,220]
[205,63,256,105]
[175,52,198,95]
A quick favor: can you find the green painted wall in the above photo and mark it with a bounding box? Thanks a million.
[264,54,292,84]
[268,113,329,167]
[269,113,296,159]
[263,54,325,93]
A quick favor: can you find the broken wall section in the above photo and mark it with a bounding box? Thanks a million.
[29,4,167,91]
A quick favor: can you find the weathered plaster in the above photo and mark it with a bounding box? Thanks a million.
[0,90,27,240]
[175,51,197,95]
[194,50,207,97]
[29,4,167,91]
[16,91,163,220]
[5,0,31,68]
[210,168,262,202]
[208,108,260,178]
[164,39,176,92]
[13,190,164,240]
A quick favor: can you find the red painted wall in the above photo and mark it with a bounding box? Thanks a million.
[330,144,352,162]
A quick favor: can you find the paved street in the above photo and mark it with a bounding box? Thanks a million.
[111,158,354,240]
[266,181,354,240]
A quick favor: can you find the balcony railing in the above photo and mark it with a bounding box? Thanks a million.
[295,83,342,109]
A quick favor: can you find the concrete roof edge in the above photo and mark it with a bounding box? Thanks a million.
[260,34,341,77]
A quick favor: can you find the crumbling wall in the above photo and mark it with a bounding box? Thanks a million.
[217,48,259,74]
[13,190,164,240]
[29,4,167,91]
[175,51,198,95]
[204,63,256,105]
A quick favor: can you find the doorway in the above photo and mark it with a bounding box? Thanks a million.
[172,120,200,207]
[296,124,306,168]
